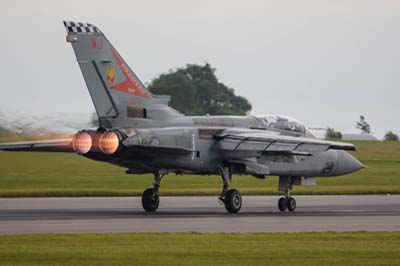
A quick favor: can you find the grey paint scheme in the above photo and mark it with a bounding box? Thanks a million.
[0,21,365,195]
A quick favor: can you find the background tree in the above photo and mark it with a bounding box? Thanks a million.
[325,127,342,139]
[148,63,252,115]
[384,131,399,141]
[356,115,371,134]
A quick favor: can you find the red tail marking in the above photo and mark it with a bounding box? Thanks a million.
[109,48,151,98]
[91,37,103,50]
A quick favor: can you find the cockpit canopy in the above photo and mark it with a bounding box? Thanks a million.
[257,115,312,135]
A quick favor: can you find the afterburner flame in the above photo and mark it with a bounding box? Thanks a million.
[72,132,92,154]
[99,132,120,154]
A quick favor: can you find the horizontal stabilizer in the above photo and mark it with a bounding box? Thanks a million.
[0,139,73,152]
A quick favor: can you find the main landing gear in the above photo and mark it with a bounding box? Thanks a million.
[142,172,164,212]
[218,166,242,213]
[277,176,296,212]
[278,195,296,212]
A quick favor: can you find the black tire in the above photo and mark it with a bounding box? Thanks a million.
[278,197,287,212]
[287,197,296,212]
[224,189,242,213]
[142,188,159,212]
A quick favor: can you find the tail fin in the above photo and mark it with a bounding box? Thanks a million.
[63,21,174,127]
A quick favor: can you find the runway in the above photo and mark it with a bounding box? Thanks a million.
[0,195,399,234]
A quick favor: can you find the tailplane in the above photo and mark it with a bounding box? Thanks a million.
[63,21,178,127]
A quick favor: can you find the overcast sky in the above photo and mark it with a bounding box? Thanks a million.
[1,0,399,138]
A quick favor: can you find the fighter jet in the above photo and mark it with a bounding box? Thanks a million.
[0,21,365,213]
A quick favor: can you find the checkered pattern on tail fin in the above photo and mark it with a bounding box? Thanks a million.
[63,21,100,34]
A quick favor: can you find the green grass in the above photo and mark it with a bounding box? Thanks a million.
[0,232,399,266]
[0,141,399,196]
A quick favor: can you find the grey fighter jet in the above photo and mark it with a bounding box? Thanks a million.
[0,21,365,213]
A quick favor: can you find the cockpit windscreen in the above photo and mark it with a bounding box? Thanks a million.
[258,115,306,133]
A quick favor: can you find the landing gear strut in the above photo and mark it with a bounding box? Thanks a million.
[277,176,296,212]
[142,172,164,212]
[219,165,242,213]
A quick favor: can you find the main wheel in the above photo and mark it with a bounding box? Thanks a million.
[287,197,296,212]
[142,188,159,212]
[278,197,287,212]
[224,189,242,213]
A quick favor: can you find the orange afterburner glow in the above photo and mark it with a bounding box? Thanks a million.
[72,132,92,154]
[99,131,120,154]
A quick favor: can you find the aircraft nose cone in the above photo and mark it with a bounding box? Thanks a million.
[332,150,365,176]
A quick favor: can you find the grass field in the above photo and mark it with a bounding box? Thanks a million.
[0,141,399,196]
[0,232,399,266]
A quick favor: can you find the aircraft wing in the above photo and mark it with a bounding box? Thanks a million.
[215,128,355,154]
[0,139,73,152]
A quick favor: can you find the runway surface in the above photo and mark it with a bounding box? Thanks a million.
[0,195,399,234]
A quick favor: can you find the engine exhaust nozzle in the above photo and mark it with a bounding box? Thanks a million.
[99,131,120,154]
[72,132,92,154]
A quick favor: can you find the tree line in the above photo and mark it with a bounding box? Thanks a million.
[326,115,398,141]
[148,63,251,116]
